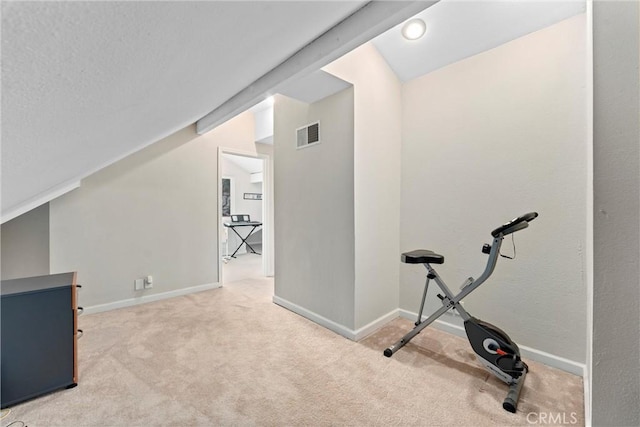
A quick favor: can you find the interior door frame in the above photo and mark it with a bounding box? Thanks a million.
[217,146,273,284]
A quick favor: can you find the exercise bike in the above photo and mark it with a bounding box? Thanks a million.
[384,212,538,413]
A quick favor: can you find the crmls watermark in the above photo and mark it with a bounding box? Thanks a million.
[526,412,579,425]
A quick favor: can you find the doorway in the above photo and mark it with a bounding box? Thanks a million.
[218,148,272,285]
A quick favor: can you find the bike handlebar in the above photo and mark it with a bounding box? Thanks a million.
[491,212,538,237]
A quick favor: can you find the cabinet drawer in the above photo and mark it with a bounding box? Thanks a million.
[1,287,75,408]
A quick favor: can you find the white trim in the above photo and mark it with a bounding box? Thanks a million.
[196,1,436,135]
[218,147,274,282]
[583,364,592,427]
[272,301,587,376]
[584,2,594,425]
[82,282,221,315]
[519,343,585,377]
[399,308,470,338]
[353,309,400,341]
[272,295,356,340]
[1,180,81,224]
[399,309,586,377]
[217,149,224,284]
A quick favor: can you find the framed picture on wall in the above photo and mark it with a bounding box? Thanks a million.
[222,178,232,216]
[243,193,262,200]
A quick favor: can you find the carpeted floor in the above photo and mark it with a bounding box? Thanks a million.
[3,276,584,426]
[222,250,263,283]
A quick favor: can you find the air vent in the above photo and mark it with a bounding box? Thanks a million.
[296,121,320,149]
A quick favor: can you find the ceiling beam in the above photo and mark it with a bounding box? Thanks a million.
[196,0,437,135]
[1,179,81,224]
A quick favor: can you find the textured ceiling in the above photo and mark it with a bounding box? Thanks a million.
[253,0,586,150]
[1,0,587,222]
[1,1,366,218]
[280,70,352,104]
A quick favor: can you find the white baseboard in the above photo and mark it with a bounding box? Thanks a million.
[83,282,221,315]
[583,364,591,426]
[273,295,356,339]
[270,301,586,376]
[399,308,470,337]
[353,309,400,341]
[399,309,585,377]
[518,342,585,377]
[272,295,398,341]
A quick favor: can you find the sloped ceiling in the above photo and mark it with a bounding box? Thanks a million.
[250,0,586,151]
[2,0,585,223]
[372,0,586,82]
[0,1,370,220]
[279,70,352,104]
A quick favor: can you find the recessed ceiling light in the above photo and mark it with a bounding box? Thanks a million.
[401,18,426,41]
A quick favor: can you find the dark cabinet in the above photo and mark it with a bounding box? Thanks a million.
[1,272,79,408]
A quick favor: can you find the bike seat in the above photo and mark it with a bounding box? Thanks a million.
[401,250,445,265]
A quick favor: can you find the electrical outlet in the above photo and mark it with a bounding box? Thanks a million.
[144,275,153,289]
[134,279,144,291]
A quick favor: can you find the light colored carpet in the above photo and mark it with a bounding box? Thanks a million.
[3,277,584,426]
[222,250,263,284]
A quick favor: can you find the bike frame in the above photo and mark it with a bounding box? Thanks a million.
[385,235,505,356]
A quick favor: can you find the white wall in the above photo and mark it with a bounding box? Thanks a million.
[323,43,403,331]
[50,113,265,309]
[592,2,640,425]
[1,203,50,280]
[273,89,356,329]
[254,107,274,144]
[400,15,587,364]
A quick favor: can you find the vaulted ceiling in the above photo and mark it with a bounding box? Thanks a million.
[1,1,585,223]
[372,0,585,82]
[1,1,431,222]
